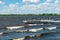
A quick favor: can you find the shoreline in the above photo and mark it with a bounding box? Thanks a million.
[0,14,60,16]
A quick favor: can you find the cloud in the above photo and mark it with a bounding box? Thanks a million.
[8,3,19,10]
[16,3,19,4]
[22,0,39,3]
[46,0,51,3]
[55,0,60,3]
[0,0,60,14]
[0,1,5,4]
[9,4,17,8]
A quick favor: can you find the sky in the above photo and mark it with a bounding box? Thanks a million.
[0,0,60,14]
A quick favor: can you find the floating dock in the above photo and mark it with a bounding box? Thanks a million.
[0,26,59,40]
[23,20,60,23]
[5,26,24,30]
[9,29,60,40]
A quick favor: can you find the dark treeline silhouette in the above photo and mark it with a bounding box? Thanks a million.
[0,14,60,16]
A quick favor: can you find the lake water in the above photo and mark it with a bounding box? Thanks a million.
[0,16,60,40]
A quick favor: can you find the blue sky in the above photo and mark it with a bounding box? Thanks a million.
[0,0,60,14]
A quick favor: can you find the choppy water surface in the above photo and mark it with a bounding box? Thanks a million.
[0,16,60,40]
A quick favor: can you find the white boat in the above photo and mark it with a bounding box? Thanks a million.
[45,27,56,30]
[15,30,27,33]
[27,24,44,26]
[12,37,24,40]
[6,26,24,30]
[29,28,43,32]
